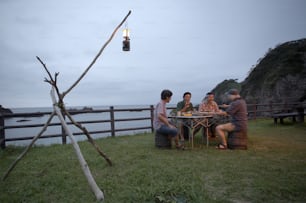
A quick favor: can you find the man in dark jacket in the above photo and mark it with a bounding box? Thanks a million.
[215,89,248,149]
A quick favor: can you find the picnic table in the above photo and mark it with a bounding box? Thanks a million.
[169,114,213,148]
[272,111,306,124]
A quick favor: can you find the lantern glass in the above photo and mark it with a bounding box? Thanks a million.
[123,29,130,38]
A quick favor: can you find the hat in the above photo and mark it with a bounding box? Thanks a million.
[227,89,239,95]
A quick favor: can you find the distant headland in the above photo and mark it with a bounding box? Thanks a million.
[0,105,13,114]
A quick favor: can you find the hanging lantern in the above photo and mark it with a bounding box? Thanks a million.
[122,28,130,51]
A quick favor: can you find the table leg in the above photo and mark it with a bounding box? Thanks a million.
[191,120,194,149]
[206,121,209,147]
[206,124,209,147]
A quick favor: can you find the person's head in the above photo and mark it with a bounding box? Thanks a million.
[161,89,173,103]
[183,92,191,102]
[206,92,215,102]
[226,89,240,101]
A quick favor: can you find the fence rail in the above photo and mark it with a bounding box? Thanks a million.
[0,105,155,149]
[1,102,305,149]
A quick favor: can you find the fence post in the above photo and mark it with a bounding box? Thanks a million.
[150,105,154,133]
[296,102,305,123]
[0,114,5,149]
[61,111,67,144]
[269,101,273,116]
[284,101,288,112]
[110,106,115,137]
[253,103,257,120]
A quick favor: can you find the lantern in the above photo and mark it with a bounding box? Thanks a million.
[122,28,130,51]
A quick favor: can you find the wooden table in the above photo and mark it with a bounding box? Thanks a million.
[169,114,214,148]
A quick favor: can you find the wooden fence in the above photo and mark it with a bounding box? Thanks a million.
[0,102,305,149]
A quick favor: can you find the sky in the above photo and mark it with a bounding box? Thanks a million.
[1,0,306,108]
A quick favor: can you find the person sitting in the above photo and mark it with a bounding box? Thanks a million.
[198,92,221,137]
[215,89,248,150]
[153,89,184,149]
[176,92,194,141]
[198,92,220,113]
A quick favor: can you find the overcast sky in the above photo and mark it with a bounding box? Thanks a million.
[1,0,306,108]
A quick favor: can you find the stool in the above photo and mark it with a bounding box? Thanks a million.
[228,130,248,150]
[155,131,171,149]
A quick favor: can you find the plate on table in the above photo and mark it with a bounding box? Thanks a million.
[182,113,192,116]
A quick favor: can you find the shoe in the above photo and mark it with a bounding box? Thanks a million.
[176,144,185,150]
[216,143,227,150]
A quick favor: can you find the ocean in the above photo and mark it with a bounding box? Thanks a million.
[3,104,175,146]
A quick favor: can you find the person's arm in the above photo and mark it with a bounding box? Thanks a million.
[158,113,175,128]
[220,104,229,108]
[215,102,228,115]
[190,103,194,111]
[198,103,203,112]
[217,110,228,116]
[177,101,184,111]
[182,102,191,112]
[213,101,221,112]
[178,101,191,112]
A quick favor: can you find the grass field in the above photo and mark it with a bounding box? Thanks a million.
[1,119,306,203]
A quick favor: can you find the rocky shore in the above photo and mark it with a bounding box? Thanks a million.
[0,105,13,114]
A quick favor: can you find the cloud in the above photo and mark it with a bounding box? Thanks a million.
[1,0,306,108]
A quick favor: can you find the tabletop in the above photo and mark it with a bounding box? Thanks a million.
[168,114,213,119]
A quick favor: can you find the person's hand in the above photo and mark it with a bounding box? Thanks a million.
[220,104,229,108]
[217,111,227,116]
[169,124,176,129]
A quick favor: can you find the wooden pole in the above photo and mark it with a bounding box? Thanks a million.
[0,114,5,149]
[110,106,115,137]
[51,88,104,201]
[62,108,112,166]
[62,10,132,98]
[2,112,56,181]
[61,110,67,144]
[150,105,154,133]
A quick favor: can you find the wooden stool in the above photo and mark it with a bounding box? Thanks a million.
[155,131,171,149]
[228,130,248,150]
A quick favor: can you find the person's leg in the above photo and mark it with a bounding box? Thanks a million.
[178,124,185,141]
[215,123,235,147]
[169,133,183,149]
[169,121,184,145]
[159,125,183,148]
[210,124,216,137]
[172,134,181,147]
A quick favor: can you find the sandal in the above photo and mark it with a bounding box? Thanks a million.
[216,143,227,150]
[176,144,185,150]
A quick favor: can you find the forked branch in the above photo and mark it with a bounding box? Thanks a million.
[3,10,132,203]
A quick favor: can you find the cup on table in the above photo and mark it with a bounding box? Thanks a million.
[177,111,181,116]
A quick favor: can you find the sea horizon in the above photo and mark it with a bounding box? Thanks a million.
[8,103,177,113]
[3,104,176,147]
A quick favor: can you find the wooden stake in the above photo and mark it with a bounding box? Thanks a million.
[51,88,104,201]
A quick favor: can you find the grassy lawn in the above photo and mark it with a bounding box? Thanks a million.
[1,119,306,203]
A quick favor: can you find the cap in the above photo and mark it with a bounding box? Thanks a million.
[227,89,239,95]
